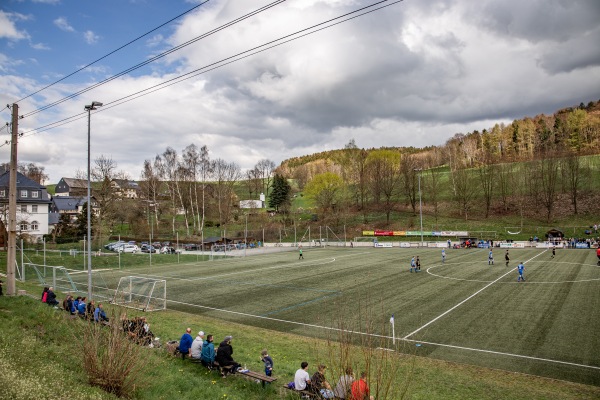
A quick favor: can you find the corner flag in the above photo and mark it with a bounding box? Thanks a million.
[390,314,395,345]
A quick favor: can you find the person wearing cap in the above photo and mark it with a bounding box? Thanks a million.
[190,331,205,359]
[177,328,193,359]
[215,335,241,376]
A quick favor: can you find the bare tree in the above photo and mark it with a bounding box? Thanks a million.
[255,159,275,198]
[451,167,477,220]
[400,155,418,215]
[211,159,241,226]
[140,156,163,233]
[535,154,560,222]
[560,152,589,215]
[366,150,401,223]
[91,155,127,246]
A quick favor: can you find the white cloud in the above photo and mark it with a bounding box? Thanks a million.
[0,11,30,40]
[83,30,100,44]
[1,0,599,183]
[54,17,75,32]
[32,0,61,4]
[146,34,163,47]
[31,42,51,50]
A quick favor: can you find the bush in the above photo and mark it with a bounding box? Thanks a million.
[80,309,148,398]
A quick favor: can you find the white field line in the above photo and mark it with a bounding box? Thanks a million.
[167,297,600,371]
[113,251,373,282]
[403,250,546,340]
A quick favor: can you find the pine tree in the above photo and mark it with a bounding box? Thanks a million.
[268,174,291,211]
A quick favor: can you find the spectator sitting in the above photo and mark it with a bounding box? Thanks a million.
[200,334,216,369]
[77,297,87,316]
[41,287,49,303]
[176,328,193,359]
[350,371,374,400]
[311,364,335,398]
[65,295,76,315]
[190,331,205,359]
[85,300,95,321]
[215,335,241,376]
[294,361,312,392]
[46,287,59,307]
[334,367,354,399]
[73,296,81,310]
[93,303,109,323]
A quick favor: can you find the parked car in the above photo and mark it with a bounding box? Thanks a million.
[140,244,157,253]
[108,241,126,251]
[119,244,139,253]
[183,243,198,251]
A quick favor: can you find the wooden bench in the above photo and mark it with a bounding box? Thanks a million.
[238,369,277,387]
[282,384,322,399]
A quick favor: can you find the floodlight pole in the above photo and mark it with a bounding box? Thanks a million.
[244,213,248,257]
[85,101,102,300]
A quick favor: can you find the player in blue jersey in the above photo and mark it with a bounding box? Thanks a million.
[441,249,446,264]
[517,262,525,282]
[410,256,416,273]
[488,249,494,265]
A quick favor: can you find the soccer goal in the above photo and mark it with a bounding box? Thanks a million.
[113,276,166,312]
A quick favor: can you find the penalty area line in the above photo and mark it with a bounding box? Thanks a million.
[167,298,599,371]
[403,250,546,340]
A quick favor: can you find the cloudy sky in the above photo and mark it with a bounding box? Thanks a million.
[1,0,599,183]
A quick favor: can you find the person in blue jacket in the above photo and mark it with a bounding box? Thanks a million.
[201,334,216,368]
[517,262,525,282]
[177,328,193,359]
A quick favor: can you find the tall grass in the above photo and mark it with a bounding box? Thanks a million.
[80,309,149,398]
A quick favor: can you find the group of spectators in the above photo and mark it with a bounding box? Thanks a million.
[293,362,374,400]
[40,286,108,323]
[175,328,277,380]
[176,328,245,377]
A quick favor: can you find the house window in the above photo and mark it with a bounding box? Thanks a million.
[30,221,39,231]
[20,190,28,198]
[32,191,39,198]
[32,205,38,213]
[0,190,5,197]
[21,205,27,213]
[20,222,28,231]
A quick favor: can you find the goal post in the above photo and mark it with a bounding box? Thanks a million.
[113,276,166,312]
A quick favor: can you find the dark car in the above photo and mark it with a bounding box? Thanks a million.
[140,244,158,253]
[184,243,198,251]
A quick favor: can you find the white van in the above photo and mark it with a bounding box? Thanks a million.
[119,244,139,253]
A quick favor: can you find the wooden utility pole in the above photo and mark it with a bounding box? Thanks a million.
[6,104,18,295]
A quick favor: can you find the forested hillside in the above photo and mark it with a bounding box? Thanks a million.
[277,100,600,224]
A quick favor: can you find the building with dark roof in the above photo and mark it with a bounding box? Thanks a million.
[0,170,52,242]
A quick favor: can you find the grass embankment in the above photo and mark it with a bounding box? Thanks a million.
[1,292,598,400]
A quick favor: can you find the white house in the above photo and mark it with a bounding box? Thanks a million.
[0,170,52,242]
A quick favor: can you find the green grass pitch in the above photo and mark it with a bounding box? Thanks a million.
[68,246,600,386]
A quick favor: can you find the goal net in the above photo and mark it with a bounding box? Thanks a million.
[113,276,166,312]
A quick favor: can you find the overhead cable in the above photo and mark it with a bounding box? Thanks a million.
[14,0,212,104]
[20,0,287,118]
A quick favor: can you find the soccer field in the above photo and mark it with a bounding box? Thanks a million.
[87,246,600,386]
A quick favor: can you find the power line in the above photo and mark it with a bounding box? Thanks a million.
[18,0,403,139]
[14,0,212,104]
[20,0,287,119]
